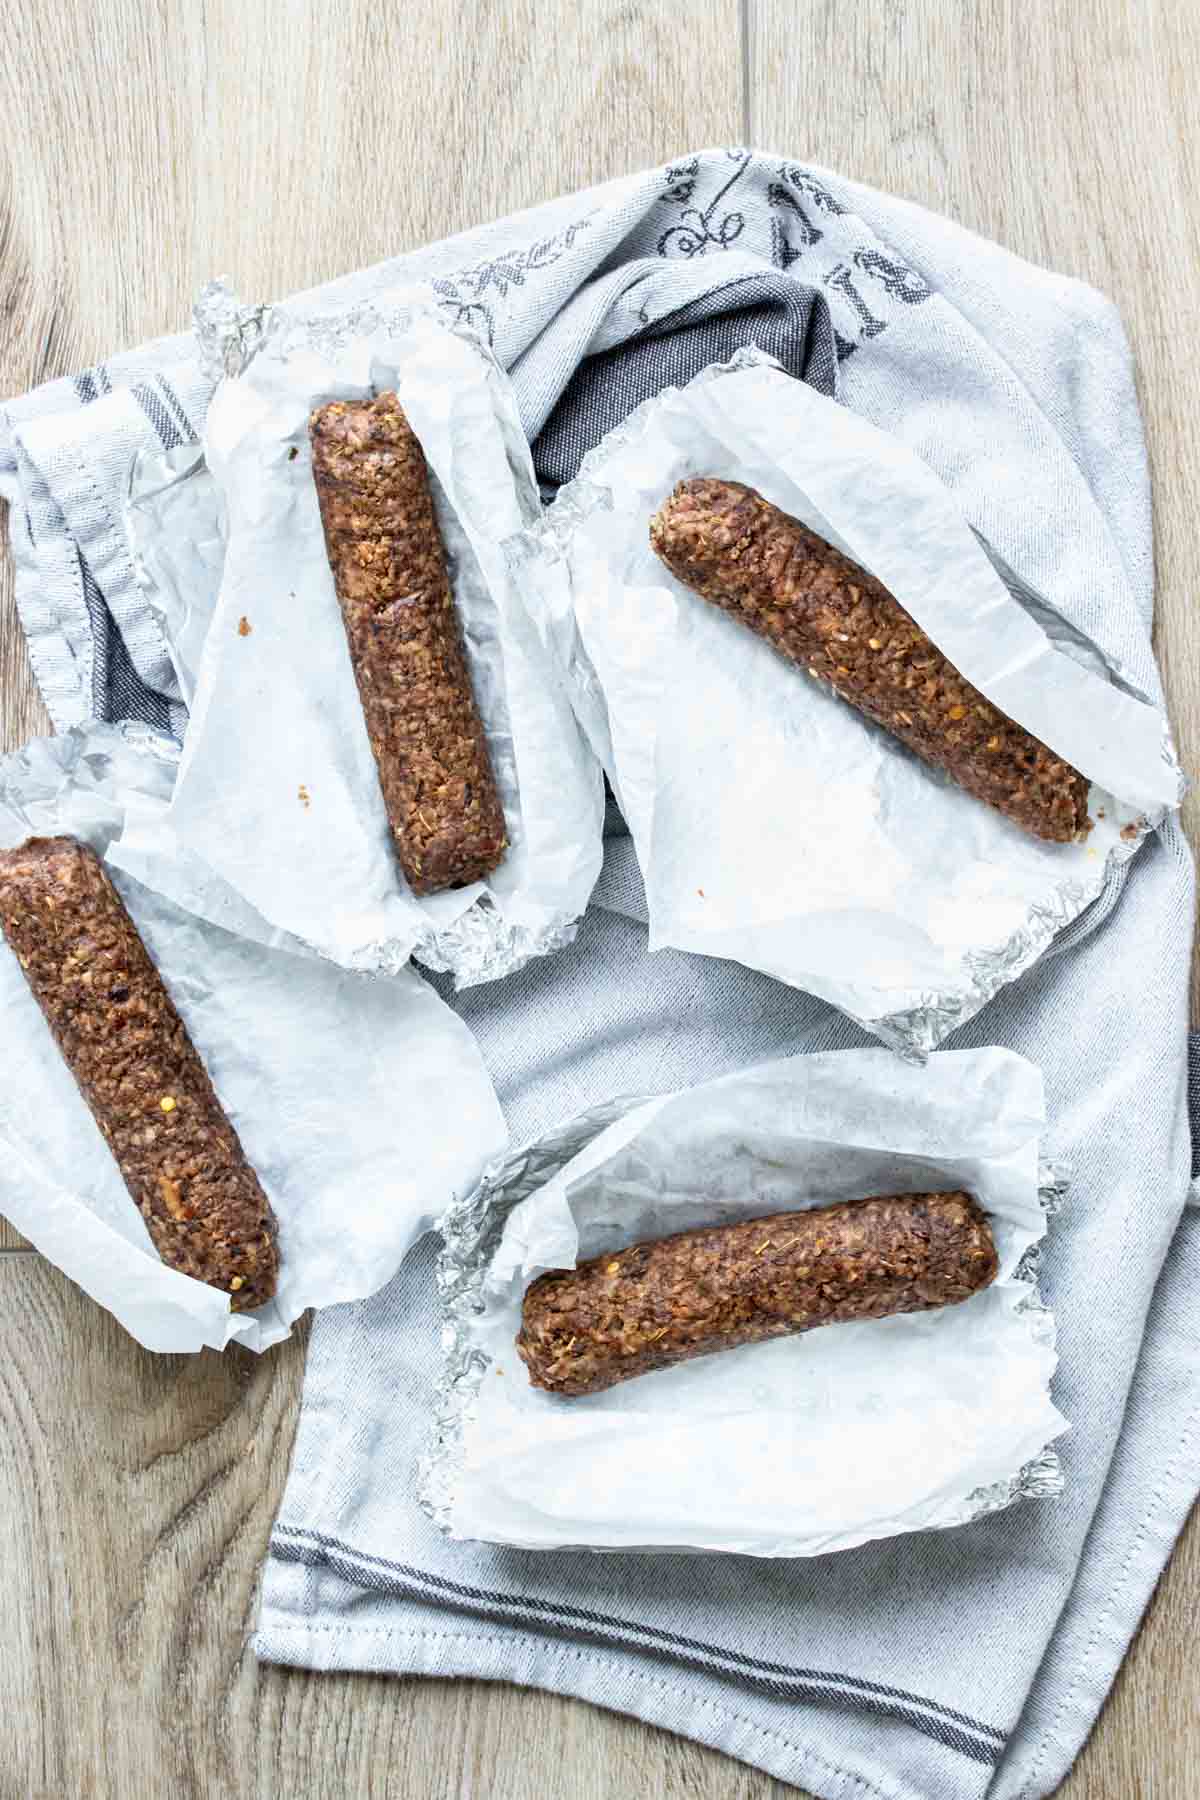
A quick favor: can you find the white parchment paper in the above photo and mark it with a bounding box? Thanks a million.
[170,292,603,987]
[514,356,1183,1056]
[425,1047,1065,1557]
[125,444,223,709]
[0,724,507,1354]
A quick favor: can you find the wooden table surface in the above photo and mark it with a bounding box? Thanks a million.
[2,3,1197,1795]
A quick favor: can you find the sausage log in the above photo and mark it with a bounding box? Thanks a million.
[517,1191,998,1396]
[309,392,508,895]
[649,477,1090,844]
[0,836,278,1310]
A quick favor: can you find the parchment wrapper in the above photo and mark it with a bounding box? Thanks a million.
[0,723,507,1354]
[420,1046,1066,1558]
[159,285,603,988]
[125,443,222,710]
[510,354,1183,1057]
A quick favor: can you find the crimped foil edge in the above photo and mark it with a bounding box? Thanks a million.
[855,835,1148,1064]
[415,907,582,989]
[417,1093,653,1538]
[417,1113,1069,1550]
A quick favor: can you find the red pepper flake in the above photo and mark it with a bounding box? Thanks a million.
[237,616,252,637]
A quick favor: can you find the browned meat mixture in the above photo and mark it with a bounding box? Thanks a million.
[518,1191,998,1396]
[310,392,507,895]
[0,836,278,1310]
[650,477,1090,844]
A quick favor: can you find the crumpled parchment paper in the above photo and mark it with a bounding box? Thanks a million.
[422,1046,1066,1557]
[164,287,603,988]
[0,723,507,1354]
[125,443,222,709]
[510,354,1183,1056]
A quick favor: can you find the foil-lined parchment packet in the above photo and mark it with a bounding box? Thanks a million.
[509,354,1183,1057]
[134,285,604,989]
[0,723,507,1353]
[421,1047,1066,1558]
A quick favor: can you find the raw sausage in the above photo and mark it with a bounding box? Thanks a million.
[0,836,278,1310]
[517,1191,997,1396]
[650,477,1090,844]
[310,392,507,895]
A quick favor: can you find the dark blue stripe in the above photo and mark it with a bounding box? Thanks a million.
[271,1521,1006,1755]
[132,382,185,452]
[156,374,196,441]
[77,549,171,731]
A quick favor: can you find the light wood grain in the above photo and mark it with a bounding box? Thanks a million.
[0,0,739,355]
[1,0,1197,1794]
[0,219,50,1249]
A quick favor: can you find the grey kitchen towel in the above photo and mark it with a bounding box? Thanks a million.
[1,151,1196,1800]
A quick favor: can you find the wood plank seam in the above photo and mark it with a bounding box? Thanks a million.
[740,0,754,145]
